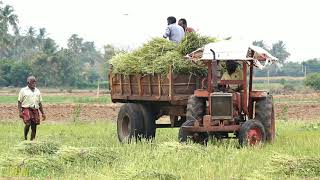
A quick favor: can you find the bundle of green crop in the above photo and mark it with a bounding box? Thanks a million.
[178,32,218,55]
[109,33,217,76]
[0,154,63,176]
[15,141,60,155]
[267,153,320,177]
[57,146,119,166]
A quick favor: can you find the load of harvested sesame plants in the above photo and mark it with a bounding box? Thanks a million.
[109,32,217,76]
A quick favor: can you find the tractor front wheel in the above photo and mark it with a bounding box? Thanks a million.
[239,120,266,146]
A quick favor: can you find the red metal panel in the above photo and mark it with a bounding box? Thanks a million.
[248,61,254,119]
[242,62,248,114]
[194,89,209,97]
[250,91,268,99]
[182,125,240,132]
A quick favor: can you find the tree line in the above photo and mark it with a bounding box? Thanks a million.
[253,40,320,77]
[0,2,118,88]
[1,2,320,88]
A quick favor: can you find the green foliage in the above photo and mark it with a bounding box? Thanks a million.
[15,141,60,155]
[303,58,320,73]
[177,32,218,55]
[304,73,320,90]
[0,2,107,88]
[110,38,177,75]
[110,35,211,76]
[149,51,207,76]
[267,154,320,177]
[1,121,320,179]
[253,40,290,64]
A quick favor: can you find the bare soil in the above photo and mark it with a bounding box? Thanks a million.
[1,103,319,122]
[0,104,121,122]
[1,93,320,122]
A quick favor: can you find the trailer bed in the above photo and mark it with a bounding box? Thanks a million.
[110,72,203,105]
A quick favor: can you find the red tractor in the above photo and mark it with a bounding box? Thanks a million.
[179,41,277,145]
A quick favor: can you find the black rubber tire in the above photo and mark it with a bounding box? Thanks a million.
[117,103,144,143]
[255,95,274,142]
[138,104,156,140]
[239,120,266,146]
[178,95,208,144]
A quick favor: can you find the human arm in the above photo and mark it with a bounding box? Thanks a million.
[39,102,46,121]
[163,26,170,38]
[18,89,23,118]
[18,101,23,118]
[38,93,46,120]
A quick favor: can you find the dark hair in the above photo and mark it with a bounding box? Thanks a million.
[167,16,176,24]
[226,61,239,75]
[178,18,187,26]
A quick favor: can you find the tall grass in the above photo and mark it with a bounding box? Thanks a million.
[1,120,320,179]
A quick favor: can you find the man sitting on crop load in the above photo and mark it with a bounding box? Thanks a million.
[178,18,195,33]
[221,61,243,92]
[163,16,185,43]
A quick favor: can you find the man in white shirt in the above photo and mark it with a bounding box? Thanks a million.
[163,16,185,43]
[18,76,46,140]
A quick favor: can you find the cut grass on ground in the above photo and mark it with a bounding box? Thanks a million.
[0,120,320,179]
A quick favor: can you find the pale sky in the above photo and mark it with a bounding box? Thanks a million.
[3,0,320,62]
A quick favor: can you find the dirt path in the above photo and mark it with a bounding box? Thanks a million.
[1,102,319,122]
[0,104,121,122]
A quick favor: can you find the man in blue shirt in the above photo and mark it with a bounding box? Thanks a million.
[163,16,185,43]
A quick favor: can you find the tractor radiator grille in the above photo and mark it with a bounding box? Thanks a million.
[210,93,233,120]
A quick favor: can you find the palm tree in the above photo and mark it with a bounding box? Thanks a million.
[36,28,47,51]
[0,3,19,35]
[0,3,19,57]
[67,34,83,53]
[270,41,290,64]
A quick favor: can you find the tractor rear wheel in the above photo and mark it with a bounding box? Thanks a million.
[239,120,266,146]
[255,95,275,142]
[179,95,208,144]
[117,103,144,143]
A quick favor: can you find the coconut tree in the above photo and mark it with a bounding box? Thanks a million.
[269,40,290,64]
[0,2,19,57]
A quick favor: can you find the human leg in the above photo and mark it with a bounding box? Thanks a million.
[24,124,31,140]
[30,120,37,140]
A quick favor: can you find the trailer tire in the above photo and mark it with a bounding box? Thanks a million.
[239,120,266,146]
[179,95,208,144]
[255,95,274,142]
[117,103,144,143]
[139,104,156,140]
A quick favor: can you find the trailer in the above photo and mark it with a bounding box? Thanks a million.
[109,70,204,142]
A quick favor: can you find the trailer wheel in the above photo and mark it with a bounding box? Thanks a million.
[117,103,144,143]
[239,120,266,146]
[139,104,156,140]
[255,95,275,142]
[179,95,208,144]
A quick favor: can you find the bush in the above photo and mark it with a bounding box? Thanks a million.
[304,73,320,90]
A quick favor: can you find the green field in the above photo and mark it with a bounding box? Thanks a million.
[1,120,320,179]
[0,95,111,104]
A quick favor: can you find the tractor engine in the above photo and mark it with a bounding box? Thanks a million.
[210,92,242,125]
